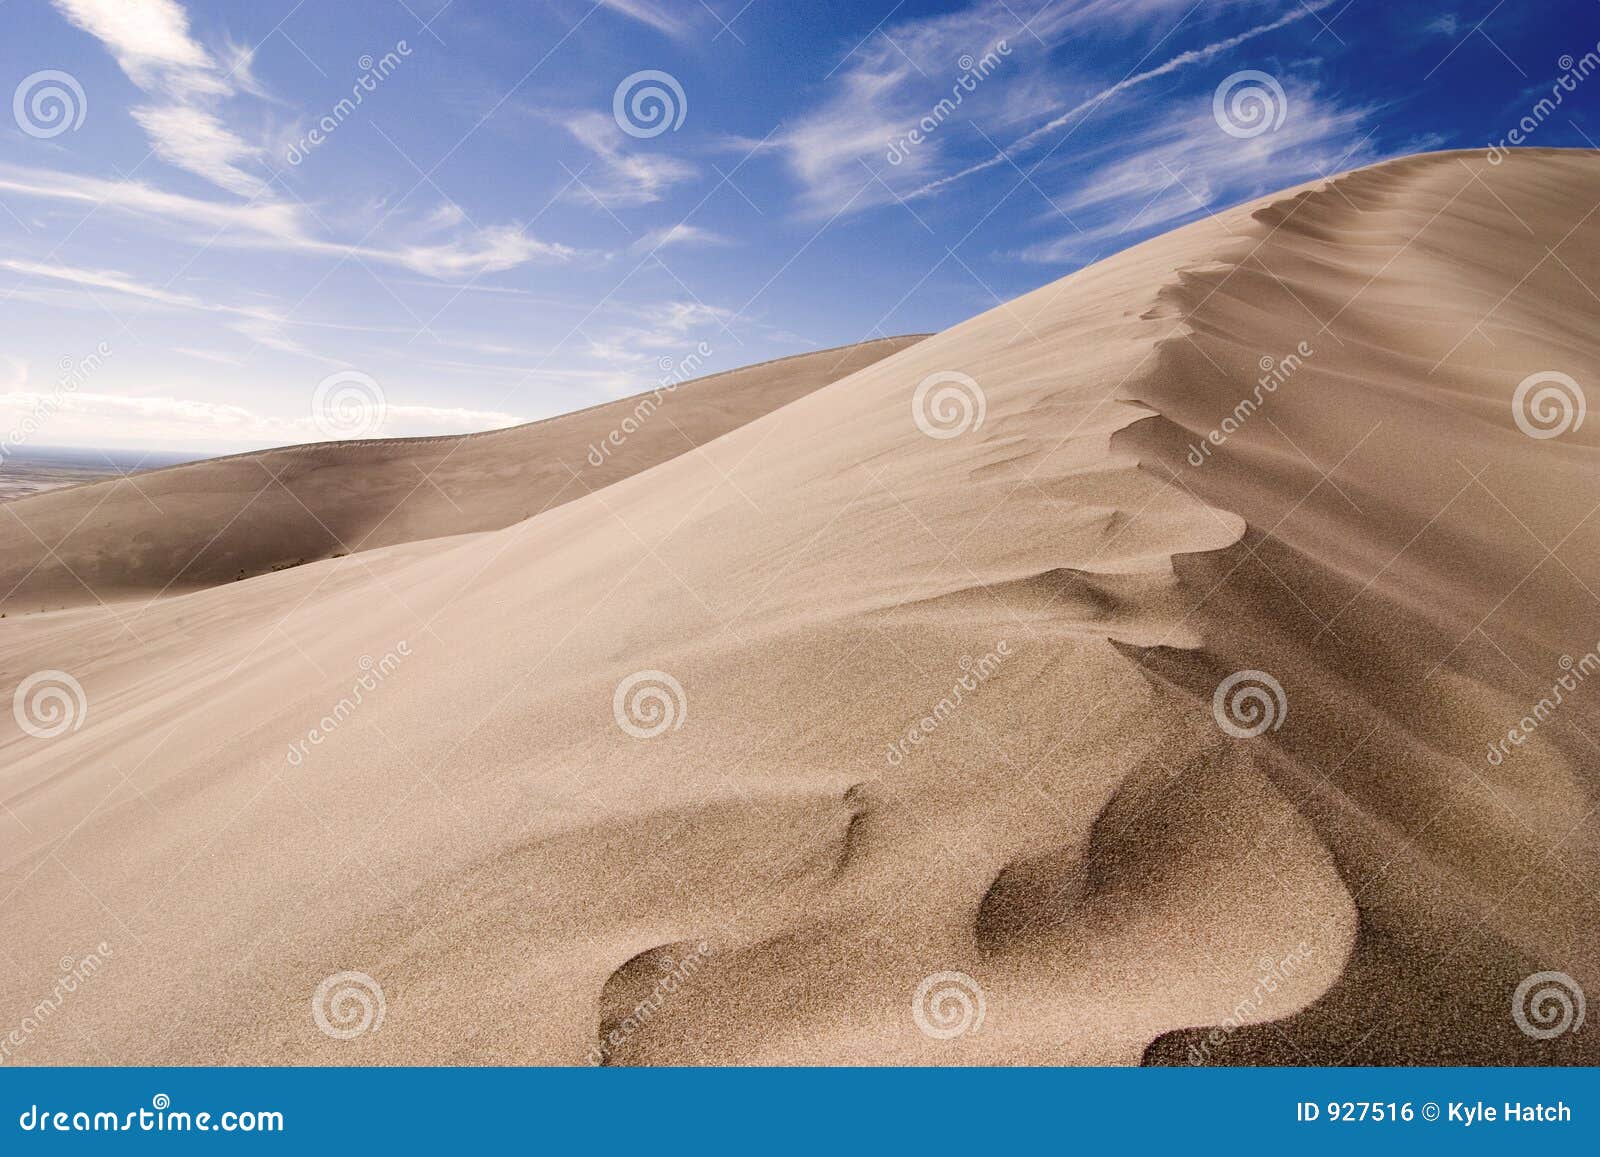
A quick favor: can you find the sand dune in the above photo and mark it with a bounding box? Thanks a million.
[2,149,1596,1065]
[0,337,920,613]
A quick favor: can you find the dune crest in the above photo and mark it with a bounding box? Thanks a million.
[2,150,1597,1065]
[0,336,922,613]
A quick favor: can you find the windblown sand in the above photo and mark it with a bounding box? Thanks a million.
[2,149,1596,1065]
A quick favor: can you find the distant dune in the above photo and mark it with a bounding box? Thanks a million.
[0,336,921,612]
[2,150,1597,1066]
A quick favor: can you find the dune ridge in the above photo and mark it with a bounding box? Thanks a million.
[1,149,1596,1065]
[0,336,922,613]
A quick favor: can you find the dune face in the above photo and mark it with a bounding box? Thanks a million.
[0,337,921,613]
[2,149,1597,1066]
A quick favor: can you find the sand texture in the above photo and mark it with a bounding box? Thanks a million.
[2,150,1596,1065]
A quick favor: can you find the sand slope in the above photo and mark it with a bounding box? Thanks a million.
[0,337,921,613]
[2,149,1596,1066]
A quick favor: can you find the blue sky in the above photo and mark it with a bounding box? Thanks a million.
[1,0,1595,452]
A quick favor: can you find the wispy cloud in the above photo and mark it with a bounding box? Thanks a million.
[1013,82,1376,263]
[562,111,696,208]
[128,103,265,196]
[595,0,694,39]
[51,0,267,194]
[910,0,1339,200]
[771,0,1350,230]
[0,164,576,279]
[629,223,728,254]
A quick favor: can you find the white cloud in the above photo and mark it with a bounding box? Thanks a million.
[0,165,297,234]
[51,0,216,87]
[629,223,728,254]
[129,104,266,196]
[0,387,525,449]
[596,0,693,39]
[1,257,276,318]
[50,0,264,195]
[562,111,696,208]
[771,0,1346,220]
[911,0,1339,199]
[0,165,576,280]
[1014,82,1376,263]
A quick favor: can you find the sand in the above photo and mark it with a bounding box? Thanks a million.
[0,336,921,613]
[1,149,1595,1065]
